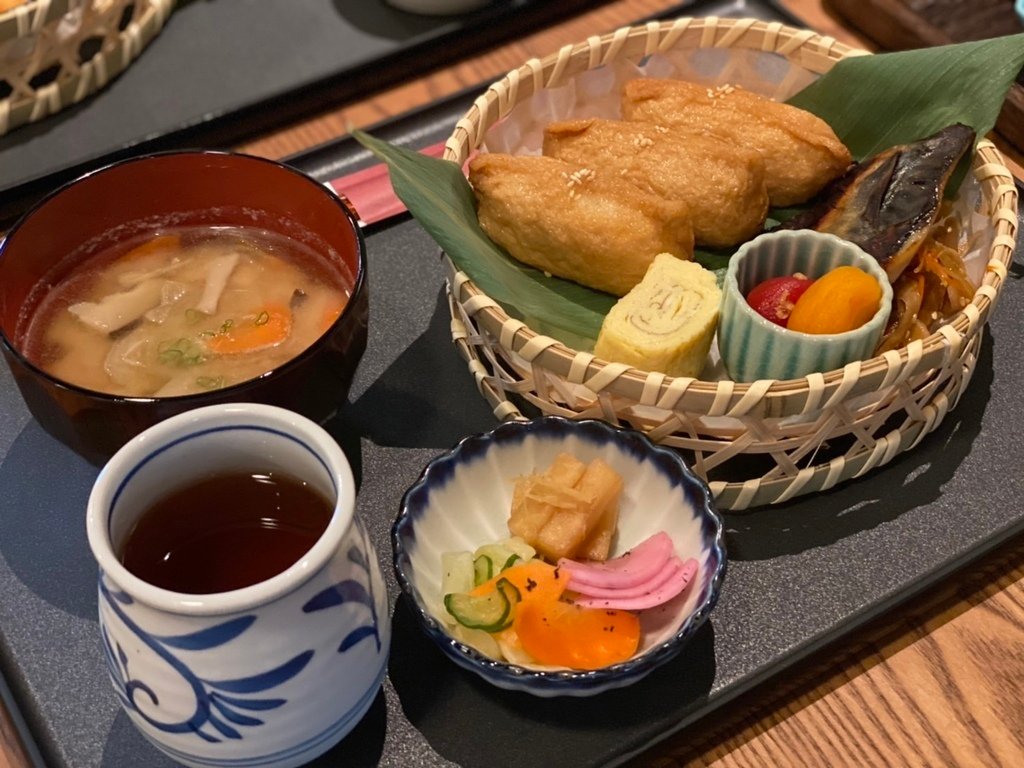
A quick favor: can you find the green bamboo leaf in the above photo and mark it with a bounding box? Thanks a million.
[352,130,612,348]
[787,34,1024,160]
[692,248,731,272]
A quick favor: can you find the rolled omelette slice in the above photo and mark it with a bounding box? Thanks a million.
[594,254,721,378]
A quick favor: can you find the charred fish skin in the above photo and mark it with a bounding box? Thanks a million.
[781,123,975,282]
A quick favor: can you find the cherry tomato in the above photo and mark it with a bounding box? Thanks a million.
[746,274,815,327]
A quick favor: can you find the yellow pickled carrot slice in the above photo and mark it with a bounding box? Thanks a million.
[514,599,640,670]
[470,560,566,604]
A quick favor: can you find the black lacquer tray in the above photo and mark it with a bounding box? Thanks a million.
[0,0,610,223]
[2,1,1024,766]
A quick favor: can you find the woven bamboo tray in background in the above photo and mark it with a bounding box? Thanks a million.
[441,17,1019,511]
[0,0,174,136]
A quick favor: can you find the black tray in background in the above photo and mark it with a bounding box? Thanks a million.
[0,0,609,223]
[2,1,1024,767]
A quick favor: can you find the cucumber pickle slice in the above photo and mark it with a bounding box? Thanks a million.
[444,577,522,632]
[473,554,494,586]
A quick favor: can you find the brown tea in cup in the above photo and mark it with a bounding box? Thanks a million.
[118,470,333,594]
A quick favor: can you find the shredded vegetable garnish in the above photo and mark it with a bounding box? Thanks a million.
[876,206,976,353]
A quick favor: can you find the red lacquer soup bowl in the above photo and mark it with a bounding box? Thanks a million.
[0,151,368,463]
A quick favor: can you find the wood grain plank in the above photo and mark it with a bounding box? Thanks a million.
[634,534,1024,768]
[0,703,29,768]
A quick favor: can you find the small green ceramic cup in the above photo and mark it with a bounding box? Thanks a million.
[718,230,893,382]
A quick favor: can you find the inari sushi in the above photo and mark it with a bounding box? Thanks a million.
[621,78,851,206]
[469,153,694,296]
[543,117,770,247]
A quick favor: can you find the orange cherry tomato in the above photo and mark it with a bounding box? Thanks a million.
[787,266,883,335]
[514,599,640,670]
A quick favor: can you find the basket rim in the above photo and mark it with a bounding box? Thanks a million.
[0,0,176,136]
[0,0,72,42]
[440,16,1019,412]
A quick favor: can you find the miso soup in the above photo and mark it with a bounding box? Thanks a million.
[23,226,351,397]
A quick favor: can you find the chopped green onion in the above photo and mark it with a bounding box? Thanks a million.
[157,338,206,368]
[254,311,270,326]
[219,319,234,333]
[158,348,183,365]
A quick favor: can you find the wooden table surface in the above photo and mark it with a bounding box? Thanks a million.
[2,1,1023,766]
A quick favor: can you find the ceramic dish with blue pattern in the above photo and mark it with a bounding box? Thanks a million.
[392,416,726,697]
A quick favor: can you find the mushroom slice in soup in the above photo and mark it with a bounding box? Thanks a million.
[194,253,240,315]
[118,258,192,289]
[68,279,164,334]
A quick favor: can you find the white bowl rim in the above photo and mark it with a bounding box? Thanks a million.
[86,402,357,616]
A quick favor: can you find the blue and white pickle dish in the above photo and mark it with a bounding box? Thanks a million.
[717,230,893,382]
[392,416,726,697]
[85,403,390,768]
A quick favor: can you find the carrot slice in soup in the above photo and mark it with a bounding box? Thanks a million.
[514,599,640,670]
[319,301,345,333]
[206,305,291,355]
[119,234,181,262]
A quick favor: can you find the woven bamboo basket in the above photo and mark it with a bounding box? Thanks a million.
[0,0,174,135]
[440,17,1019,511]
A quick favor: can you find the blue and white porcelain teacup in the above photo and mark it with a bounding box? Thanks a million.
[86,403,390,768]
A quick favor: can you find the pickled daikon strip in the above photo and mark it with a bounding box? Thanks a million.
[557,531,674,589]
[559,532,698,610]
